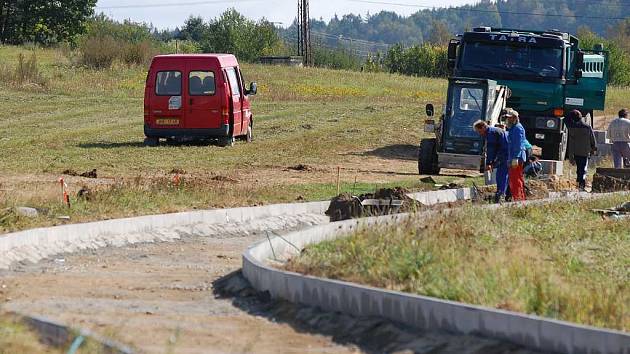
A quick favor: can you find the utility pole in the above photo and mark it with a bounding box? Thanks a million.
[297,0,312,66]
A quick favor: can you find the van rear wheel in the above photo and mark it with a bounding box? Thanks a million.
[144,137,159,147]
[217,136,234,147]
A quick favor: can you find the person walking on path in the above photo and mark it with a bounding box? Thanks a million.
[567,110,597,190]
[474,120,509,203]
[607,108,630,168]
[504,109,527,201]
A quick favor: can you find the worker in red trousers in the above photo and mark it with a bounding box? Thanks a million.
[504,109,527,201]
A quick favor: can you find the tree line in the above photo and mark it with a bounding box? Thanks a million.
[306,0,630,46]
[2,1,630,85]
[0,0,96,44]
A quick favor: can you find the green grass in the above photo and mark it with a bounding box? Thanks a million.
[286,195,630,331]
[0,44,625,232]
[0,45,444,175]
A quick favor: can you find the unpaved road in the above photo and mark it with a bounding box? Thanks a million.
[0,214,360,354]
[0,212,538,354]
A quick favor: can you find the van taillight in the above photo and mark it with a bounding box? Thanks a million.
[221,83,230,125]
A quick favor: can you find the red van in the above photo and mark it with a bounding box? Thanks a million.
[143,54,257,147]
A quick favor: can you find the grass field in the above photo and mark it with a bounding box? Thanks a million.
[0,45,628,232]
[0,45,455,232]
[286,195,630,331]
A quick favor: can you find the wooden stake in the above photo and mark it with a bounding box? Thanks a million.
[336,167,341,195]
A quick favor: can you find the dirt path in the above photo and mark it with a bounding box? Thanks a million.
[0,208,543,354]
[0,216,359,354]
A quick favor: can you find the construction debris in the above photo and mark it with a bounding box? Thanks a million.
[325,187,423,222]
[77,187,93,201]
[592,201,630,219]
[592,168,630,193]
[15,207,39,218]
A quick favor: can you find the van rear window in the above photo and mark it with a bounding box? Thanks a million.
[189,71,215,96]
[156,71,182,96]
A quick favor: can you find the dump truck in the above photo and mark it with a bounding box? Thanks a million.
[418,27,608,175]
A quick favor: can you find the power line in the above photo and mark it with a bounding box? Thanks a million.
[347,0,630,20]
[96,0,262,10]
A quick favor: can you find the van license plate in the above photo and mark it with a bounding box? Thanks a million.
[156,118,179,125]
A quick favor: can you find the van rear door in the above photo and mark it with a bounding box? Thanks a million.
[149,59,185,130]
[186,59,221,129]
[225,67,243,135]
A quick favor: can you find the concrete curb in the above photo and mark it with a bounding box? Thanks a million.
[17,313,134,353]
[0,200,330,269]
[243,191,630,354]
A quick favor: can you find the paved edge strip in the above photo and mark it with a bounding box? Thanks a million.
[242,191,630,354]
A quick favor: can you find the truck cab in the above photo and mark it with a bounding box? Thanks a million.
[448,27,608,160]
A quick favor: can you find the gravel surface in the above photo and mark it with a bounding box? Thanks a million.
[0,212,542,353]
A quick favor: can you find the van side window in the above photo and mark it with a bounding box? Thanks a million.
[156,71,182,96]
[226,68,241,97]
[189,71,215,96]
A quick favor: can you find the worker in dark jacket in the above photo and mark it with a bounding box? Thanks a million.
[474,120,509,203]
[567,110,597,190]
[504,108,527,201]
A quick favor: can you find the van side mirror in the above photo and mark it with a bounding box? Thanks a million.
[426,104,434,117]
[248,82,257,95]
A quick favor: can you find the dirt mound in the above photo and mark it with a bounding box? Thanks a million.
[592,174,630,193]
[526,176,576,199]
[169,168,186,174]
[62,169,97,178]
[325,187,423,222]
[211,175,239,183]
[287,164,312,172]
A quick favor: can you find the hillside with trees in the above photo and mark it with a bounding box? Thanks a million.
[306,0,629,46]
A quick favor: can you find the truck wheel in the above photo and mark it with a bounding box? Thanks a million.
[217,136,234,147]
[541,127,568,160]
[144,137,159,147]
[418,139,440,175]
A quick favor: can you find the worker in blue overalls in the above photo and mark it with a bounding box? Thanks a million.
[474,120,509,203]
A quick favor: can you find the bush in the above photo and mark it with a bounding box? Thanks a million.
[121,40,158,65]
[161,40,202,54]
[385,43,448,78]
[313,46,362,70]
[78,35,119,69]
[74,15,162,69]
[0,53,47,87]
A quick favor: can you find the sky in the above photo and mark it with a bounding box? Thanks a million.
[95,0,478,29]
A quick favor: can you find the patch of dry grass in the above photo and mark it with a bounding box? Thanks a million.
[287,195,630,331]
[0,315,58,354]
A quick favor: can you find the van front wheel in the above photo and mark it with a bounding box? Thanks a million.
[246,123,253,143]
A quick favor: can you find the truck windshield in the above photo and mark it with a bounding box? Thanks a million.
[460,42,563,79]
[447,86,484,139]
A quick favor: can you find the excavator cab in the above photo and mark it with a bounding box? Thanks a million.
[418,78,510,175]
